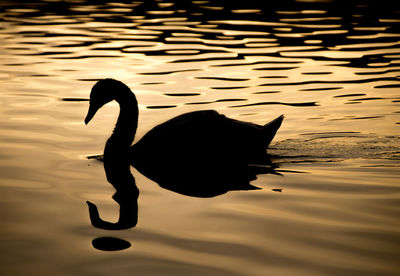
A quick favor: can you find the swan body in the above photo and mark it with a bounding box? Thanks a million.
[131,109,284,165]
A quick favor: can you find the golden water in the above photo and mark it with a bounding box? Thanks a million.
[0,0,399,275]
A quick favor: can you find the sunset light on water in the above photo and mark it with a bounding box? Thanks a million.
[0,0,399,275]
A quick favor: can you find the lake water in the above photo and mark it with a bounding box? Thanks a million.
[0,0,399,275]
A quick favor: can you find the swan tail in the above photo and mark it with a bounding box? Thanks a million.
[262,114,284,148]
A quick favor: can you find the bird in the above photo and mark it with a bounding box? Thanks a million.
[84,78,283,228]
[85,79,284,196]
[85,78,284,165]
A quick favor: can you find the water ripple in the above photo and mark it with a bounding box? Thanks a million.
[231,101,318,108]
[1,1,400,275]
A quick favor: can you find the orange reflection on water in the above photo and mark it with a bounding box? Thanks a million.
[0,0,399,275]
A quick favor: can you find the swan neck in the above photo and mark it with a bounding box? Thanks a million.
[112,92,138,145]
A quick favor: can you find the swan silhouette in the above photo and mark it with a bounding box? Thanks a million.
[85,79,284,161]
[84,78,284,228]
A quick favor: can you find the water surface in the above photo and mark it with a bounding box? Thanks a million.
[0,0,399,275]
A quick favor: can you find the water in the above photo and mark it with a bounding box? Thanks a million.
[0,0,399,275]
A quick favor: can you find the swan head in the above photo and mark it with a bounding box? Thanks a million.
[85,78,131,124]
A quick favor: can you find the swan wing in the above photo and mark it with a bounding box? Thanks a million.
[132,110,271,163]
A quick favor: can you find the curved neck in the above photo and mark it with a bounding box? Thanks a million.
[111,92,138,146]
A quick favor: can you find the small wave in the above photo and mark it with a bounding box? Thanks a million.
[300,87,342,91]
[231,101,318,107]
[211,86,249,90]
[138,69,201,75]
[333,93,366,98]
[260,77,400,86]
[270,133,400,163]
[185,98,246,105]
[146,105,177,109]
[164,93,201,97]
[195,77,250,81]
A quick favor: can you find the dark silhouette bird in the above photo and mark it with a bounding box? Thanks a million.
[85,79,284,163]
[84,78,284,228]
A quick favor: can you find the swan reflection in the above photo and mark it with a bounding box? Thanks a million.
[85,79,283,229]
[132,156,280,198]
[92,236,131,251]
[86,132,139,230]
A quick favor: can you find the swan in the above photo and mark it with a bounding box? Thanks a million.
[84,78,284,227]
[85,78,284,165]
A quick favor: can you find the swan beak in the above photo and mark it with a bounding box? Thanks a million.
[84,104,98,125]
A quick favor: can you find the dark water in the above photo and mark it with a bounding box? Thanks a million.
[0,0,399,275]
